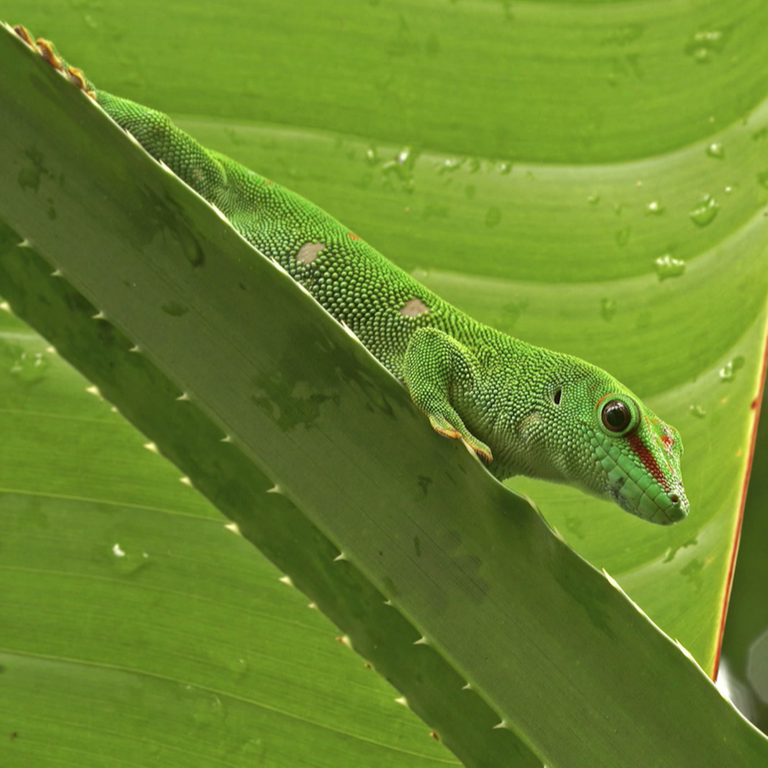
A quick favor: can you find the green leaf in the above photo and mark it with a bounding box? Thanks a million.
[1,1,767,765]
[0,312,454,767]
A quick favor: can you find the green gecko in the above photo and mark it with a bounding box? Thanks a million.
[15,26,688,525]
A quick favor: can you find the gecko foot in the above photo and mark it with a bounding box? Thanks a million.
[13,25,95,99]
[428,414,493,464]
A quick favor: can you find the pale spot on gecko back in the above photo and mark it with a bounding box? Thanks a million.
[399,297,430,317]
[295,241,325,264]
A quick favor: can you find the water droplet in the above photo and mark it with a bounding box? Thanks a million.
[615,226,631,247]
[706,142,725,159]
[485,207,501,227]
[646,200,665,215]
[689,405,707,419]
[225,656,250,680]
[110,543,151,576]
[496,161,512,175]
[365,147,378,165]
[237,739,267,761]
[601,299,617,322]
[439,157,462,174]
[565,514,585,539]
[9,350,50,383]
[689,194,720,227]
[684,29,728,63]
[587,193,601,206]
[654,254,686,280]
[179,684,225,728]
[720,356,745,382]
[757,170,768,189]
[383,148,416,187]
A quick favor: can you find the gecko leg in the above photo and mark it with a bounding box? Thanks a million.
[403,327,492,463]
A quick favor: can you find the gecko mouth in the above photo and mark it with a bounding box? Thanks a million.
[610,482,689,525]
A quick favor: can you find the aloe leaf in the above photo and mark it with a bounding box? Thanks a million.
[0,306,457,767]
[2,20,768,768]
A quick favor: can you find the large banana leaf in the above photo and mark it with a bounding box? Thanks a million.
[1,0,767,765]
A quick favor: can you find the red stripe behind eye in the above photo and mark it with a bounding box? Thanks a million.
[627,434,670,492]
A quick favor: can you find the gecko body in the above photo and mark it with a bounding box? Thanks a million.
[16,26,688,524]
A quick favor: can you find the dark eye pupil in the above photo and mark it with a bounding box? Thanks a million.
[602,400,630,432]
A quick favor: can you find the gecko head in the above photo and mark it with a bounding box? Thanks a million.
[503,358,689,524]
[555,368,689,524]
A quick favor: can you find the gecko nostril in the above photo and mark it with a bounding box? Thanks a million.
[669,493,679,504]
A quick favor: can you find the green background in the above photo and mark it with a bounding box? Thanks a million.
[1,0,767,764]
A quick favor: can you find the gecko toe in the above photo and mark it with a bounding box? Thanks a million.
[460,438,493,464]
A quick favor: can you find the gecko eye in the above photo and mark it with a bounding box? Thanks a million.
[601,399,631,432]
